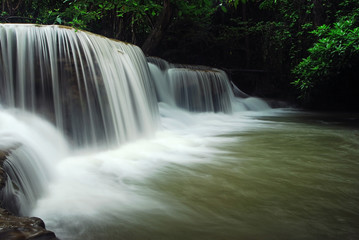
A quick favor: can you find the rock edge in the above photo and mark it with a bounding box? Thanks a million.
[0,150,59,240]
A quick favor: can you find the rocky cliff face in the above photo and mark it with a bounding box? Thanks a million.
[0,151,58,240]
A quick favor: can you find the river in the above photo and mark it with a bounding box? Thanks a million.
[1,24,358,240]
[31,107,359,240]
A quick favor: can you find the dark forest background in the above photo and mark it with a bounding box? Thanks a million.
[1,0,359,110]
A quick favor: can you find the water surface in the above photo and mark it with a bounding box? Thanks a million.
[33,109,359,240]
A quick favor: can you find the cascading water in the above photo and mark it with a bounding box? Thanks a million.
[0,24,159,217]
[148,57,270,113]
[0,109,69,216]
[0,24,278,239]
[168,68,233,113]
[0,24,158,147]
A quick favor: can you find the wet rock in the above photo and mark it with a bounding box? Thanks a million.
[0,150,59,240]
[0,208,58,240]
[0,153,6,190]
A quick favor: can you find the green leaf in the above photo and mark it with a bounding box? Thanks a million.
[55,16,62,24]
[221,6,228,13]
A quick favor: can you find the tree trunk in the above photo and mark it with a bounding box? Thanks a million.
[115,18,123,39]
[141,0,173,56]
[4,0,24,16]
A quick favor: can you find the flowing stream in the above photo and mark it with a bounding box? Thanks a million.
[31,109,359,240]
[0,24,359,240]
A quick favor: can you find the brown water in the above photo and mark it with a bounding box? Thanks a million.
[37,110,359,240]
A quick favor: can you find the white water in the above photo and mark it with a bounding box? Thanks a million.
[0,103,270,239]
[148,58,270,113]
[0,109,69,215]
[0,24,158,147]
[2,107,359,240]
[0,24,273,239]
[149,58,235,113]
[29,105,269,239]
[0,25,357,240]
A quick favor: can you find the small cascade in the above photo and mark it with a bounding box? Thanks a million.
[168,68,233,113]
[148,58,234,113]
[148,63,175,106]
[0,110,69,216]
[148,57,270,113]
[147,56,171,71]
[231,81,249,98]
[0,24,158,147]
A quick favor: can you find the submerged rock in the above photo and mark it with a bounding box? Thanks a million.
[0,151,58,240]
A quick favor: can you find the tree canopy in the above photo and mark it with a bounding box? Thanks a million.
[2,0,359,110]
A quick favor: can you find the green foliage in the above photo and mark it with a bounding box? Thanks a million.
[224,0,255,8]
[174,0,216,20]
[250,21,291,63]
[259,0,278,10]
[3,0,359,108]
[292,12,359,99]
[38,0,161,31]
[0,0,164,41]
[52,1,101,29]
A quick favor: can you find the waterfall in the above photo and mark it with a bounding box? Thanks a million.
[167,68,233,113]
[0,24,160,216]
[0,24,270,220]
[148,57,270,113]
[0,24,158,147]
[148,58,233,113]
